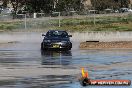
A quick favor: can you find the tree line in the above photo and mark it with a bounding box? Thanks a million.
[92,0,130,11]
[1,0,81,14]
[1,0,130,14]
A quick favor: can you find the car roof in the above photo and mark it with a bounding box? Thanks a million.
[48,30,66,32]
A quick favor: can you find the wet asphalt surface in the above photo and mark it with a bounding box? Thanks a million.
[0,32,132,88]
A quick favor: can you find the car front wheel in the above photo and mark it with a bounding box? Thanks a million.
[41,43,44,50]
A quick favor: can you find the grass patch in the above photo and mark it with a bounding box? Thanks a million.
[0,21,23,31]
[0,24,15,31]
[1,14,132,32]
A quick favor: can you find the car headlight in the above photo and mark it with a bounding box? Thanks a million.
[61,41,68,43]
[44,40,51,43]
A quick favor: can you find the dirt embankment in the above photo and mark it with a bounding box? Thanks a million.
[80,41,132,49]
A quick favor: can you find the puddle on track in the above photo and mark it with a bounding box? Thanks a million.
[0,32,132,88]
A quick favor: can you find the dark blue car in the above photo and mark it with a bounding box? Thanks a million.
[41,30,72,50]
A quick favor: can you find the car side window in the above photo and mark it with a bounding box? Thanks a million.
[46,32,51,37]
[61,32,68,37]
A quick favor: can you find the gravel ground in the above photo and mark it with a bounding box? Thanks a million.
[80,41,132,49]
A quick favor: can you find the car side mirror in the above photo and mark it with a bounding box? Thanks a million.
[42,34,46,36]
[68,35,72,37]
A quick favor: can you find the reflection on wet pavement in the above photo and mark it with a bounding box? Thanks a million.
[0,75,75,88]
[0,32,132,88]
[41,50,72,65]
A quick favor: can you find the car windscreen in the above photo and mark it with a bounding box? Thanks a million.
[46,31,68,38]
